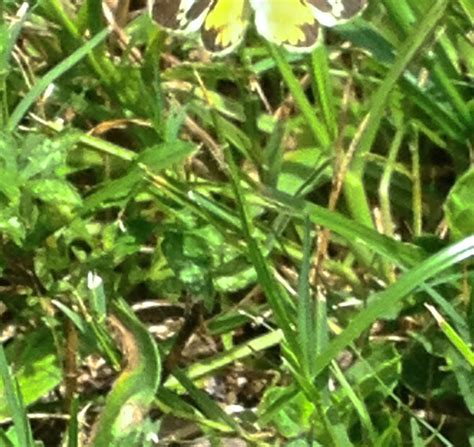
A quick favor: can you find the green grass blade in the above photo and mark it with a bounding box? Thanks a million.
[344,0,449,229]
[262,186,426,267]
[457,0,474,21]
[164,329,283,390]
[410,417,425,447]
[0,345,34,447]
[269,44,331,149]
[420,285,468,337]
[331,362,376,445]
[0,428,15,447]
[297,216,316,377]
[382,0,417,35]
[0,5,29,129]
[353,347,454,446]
[156,388,235,434]
[217,121,300,354]
[170,368,244,435]
[7,27,110,131]
[311,42,337,138]
[313,235,474,378]
[425,304,474,367]
[67,397,79,447]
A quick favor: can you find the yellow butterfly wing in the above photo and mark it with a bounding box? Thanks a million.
[249,0,320,52]
[151,0,366,54]
[201,0,251,55]
[151,0,213,33]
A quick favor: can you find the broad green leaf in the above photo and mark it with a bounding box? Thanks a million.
[91,298,161,447]
[28,179,82,206]
[258,387,314,439]
[0,329,61,422]
[161,230,214,310]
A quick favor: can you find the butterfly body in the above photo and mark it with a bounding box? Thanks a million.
[151,0,367,54]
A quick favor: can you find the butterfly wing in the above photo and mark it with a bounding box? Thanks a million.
[201,0,250,55]
[306,0,367,27]
[250,0,320,53]
[151,0,214,33]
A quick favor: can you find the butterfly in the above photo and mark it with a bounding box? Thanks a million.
[150,0,367,55]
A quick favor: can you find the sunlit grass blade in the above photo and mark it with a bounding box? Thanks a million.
[385,0,472,131]
[67,397,79,447]
[311,42,337,139]
[269,45,331,150]
[425,304,474,367]
[420,285,468,338]
[296,217,315,377]
[331,362,376,445]
[0,428,14,447]
[457,0,474,21]
[263,120,286,188]
[164,330,284,390]
[344,0,449,231]
[313,235,474,378]
[170,368,244,436]
[7,27,110,131]
[0,345,35,447]
[214,114,301,357]
[156,388,235,434]
[382,0,417,35]
[0,4,29,129]
[261,186,426,267]
[410,418,425,447]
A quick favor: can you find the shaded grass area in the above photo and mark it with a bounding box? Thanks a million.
[0,0,473,445]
